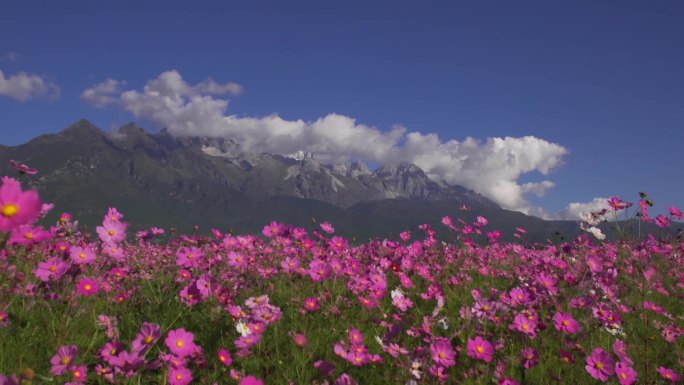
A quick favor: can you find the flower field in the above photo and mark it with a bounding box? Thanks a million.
[0,165,683,385]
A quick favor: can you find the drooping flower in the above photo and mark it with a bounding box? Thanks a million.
[9,159,38,175]
[165,328,197,357]
[585,348,615,382]
[520,347,539,369]
[131,322,162,354]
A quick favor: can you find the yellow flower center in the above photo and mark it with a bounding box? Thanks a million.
[522,324,529,330]
[49,265,57,272]
[79,253,87,259]
[176,374,183,380]
[61,357,71,365]
[438,352,445,359]
[476,346,484,353]
[596,362,603,369]
[176,340,184,348]
[1,203,19,218]
[145,335,153,344]
[108,229,115,236]
[563,320,570,326]
[84,284,92,291]
[621,373,627,379]
[24,232,34,239]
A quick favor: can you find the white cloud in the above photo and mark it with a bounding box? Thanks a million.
[0,69,60,101]
[83,70,570,214]
[80,79,126,107]
[554,197,610,220]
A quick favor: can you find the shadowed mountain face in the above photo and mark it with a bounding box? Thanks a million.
[0,120,594,241]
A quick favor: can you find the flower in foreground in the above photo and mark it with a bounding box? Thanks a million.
[585,348,615,382]
[0,178,41,232]
[165,328,197,357]
[218,347,232,366]
[553,311,581,334]
[430,338,456,367]
[76,278,100,296]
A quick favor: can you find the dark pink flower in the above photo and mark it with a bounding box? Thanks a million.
[553,312,581,334]
[0,178,41,232]
[585,348,615,382]
[218,347,232,366]
[658,367,682,382]
[9,159,37,175]
[467,336,494,363]
[615,362,637,385]
[77,278,100,296]
[169,367,192,385]
[239,375,264,385]
[50,345,78,375]
[430,338,456,367]
[165,328,197,357]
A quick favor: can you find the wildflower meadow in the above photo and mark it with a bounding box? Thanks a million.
[0,160,683,385]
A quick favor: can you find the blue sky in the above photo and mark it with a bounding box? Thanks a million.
[1,1,682,218]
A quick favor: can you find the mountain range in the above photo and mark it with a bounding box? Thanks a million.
[0,120,609,242]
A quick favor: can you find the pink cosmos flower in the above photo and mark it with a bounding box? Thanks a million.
[50,345,78,375]
[218,347,232,366]
[292,333,308,347]
[430,338,456,367]
[169,367,192,385]
[0,178,41,232]
[262,221,284,237]
[520,347,539,369]
[467,336,494,363]
[303,297,320,311]
[34,257,69,282]
[77,278,100,296]
[8,224,52,244]
[131,322,162,354]
[615,362,637,385]
[240,375,265,385]
[70,245,96,265]
[553,312,581,334]
[348,328,364,345]
[320,222,335,233]
[668,206,683,219]
[176,247,203,268]
[70,364,87,383]
[510,313,537,338]
[9,159,38,175]
[585,348,615,382]
[97,220,127,243]
[165,328,197,357]
[658,367,682,382]
[607,196,631,211]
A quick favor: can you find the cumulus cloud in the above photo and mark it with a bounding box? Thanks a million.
[80,79,126,107]
[83,70,570,214]
[0,69,60,101]
[554,197,611,220]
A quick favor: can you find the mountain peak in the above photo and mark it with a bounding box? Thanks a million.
[62,119,103,136]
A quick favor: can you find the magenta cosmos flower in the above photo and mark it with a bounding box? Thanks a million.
[615,362,637,385]
[553,312,581,334]
[0,178,41,232]
[585,348,615,382]
[218,347,232,366]
[169,367,192,385]
[658,367,682,382]
[50,345,78,375]
[430,337,456,367]
[165,328,197,357]
[77,278,100,296]
[467,336,494,363]
[239,375,264,385]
